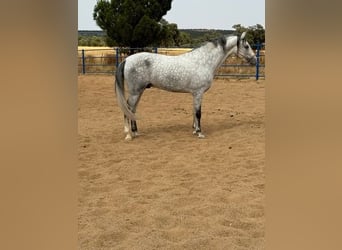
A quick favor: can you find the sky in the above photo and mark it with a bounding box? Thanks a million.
[78,0,265,30]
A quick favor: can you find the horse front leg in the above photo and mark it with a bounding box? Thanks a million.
[192,93,205,138]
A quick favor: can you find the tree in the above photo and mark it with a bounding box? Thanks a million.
[177,31,192,47]
[93,0,173,48]
[233,24,265,46]
[158,19,181,47]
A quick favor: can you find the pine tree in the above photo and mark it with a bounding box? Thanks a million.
[93,0,173,47]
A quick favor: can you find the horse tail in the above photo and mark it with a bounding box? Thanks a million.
[115,60,136,121]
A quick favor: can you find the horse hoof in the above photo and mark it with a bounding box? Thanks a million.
[125,134,132,141]
[197,133,205,138]
[193,130,205,138]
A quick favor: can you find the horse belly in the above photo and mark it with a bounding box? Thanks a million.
[150,63,198,92]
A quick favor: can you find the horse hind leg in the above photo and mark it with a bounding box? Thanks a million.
[131,120,138,138]
[123,114,132,140]
[125,92,143,139]
[123,116,137,141]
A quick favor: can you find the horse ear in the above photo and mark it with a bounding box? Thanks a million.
[241,31,247,40]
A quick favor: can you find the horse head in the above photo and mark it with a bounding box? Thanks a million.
[237,32,257,65]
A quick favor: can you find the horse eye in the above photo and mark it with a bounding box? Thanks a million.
[244,45,249,49]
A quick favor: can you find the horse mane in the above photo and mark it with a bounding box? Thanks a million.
[210,36,227,48]
[190,35,236,53]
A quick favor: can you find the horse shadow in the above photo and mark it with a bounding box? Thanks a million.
[136,117,264,139]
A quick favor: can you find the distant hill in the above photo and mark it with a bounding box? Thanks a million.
[78,30,106,37]
[78,29,235,40]
[179,29,234,39]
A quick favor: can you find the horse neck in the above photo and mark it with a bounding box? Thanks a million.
[186,37,237,72]
[216,37,238,68]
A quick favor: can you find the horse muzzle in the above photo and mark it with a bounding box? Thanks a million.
[247,56,257,66]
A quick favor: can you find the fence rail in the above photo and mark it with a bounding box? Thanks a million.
[78,44,265,80]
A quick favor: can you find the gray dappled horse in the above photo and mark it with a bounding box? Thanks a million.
[115,32,257,140]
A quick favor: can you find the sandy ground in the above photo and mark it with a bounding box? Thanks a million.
[78,75,265,249]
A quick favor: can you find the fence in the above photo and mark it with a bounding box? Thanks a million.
[78,44,265,80]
